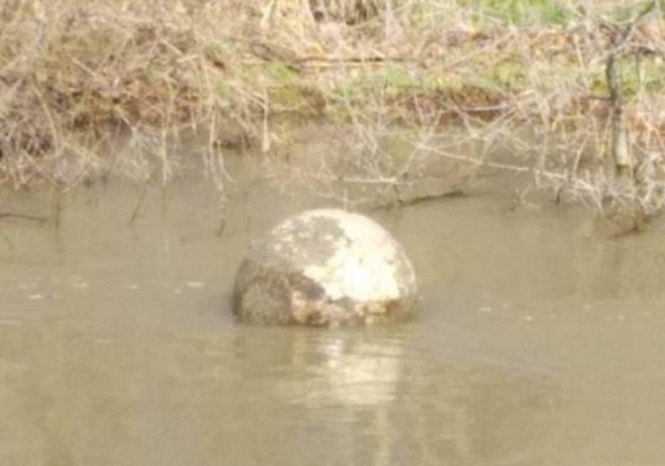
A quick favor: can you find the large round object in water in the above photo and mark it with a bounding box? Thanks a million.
[232,209,418,326]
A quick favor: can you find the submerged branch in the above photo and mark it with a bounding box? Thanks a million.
[0,211,49,222]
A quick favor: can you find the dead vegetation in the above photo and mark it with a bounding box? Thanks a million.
[1,0,665,232]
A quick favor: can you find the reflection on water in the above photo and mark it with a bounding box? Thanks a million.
[276,332,404,407]
[1,159,665,465]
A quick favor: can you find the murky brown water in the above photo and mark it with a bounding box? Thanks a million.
[1,156,665,466]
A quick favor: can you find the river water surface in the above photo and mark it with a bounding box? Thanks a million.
[1,156,664,466]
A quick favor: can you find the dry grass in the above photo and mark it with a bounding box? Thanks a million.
[2,0,665,227]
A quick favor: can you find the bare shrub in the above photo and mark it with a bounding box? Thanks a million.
[1,0,665,231]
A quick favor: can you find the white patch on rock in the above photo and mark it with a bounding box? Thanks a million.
[294,209,411,302]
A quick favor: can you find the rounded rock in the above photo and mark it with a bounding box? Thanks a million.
[232,209,418,326]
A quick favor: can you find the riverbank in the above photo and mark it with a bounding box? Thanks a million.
[2,0,664,222]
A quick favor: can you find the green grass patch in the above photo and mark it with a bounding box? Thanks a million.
[266,61,299,84]
[458,0,571,25]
